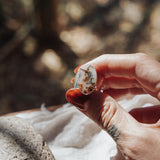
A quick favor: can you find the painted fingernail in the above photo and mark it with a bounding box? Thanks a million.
[66,89,89,111]
[74,64,97,95]
[74,65,81,73]
[70,77,75,83]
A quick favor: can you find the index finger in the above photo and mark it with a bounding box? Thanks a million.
[85,53,137,78]
[77,53,160,98]
[75,54,137,91]
[129,105,160,124]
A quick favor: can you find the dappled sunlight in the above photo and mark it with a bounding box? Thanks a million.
[120,1,144,24]
[60,27,100,56]
[66,2,84,21]
[150,31,160,47]
[150,5,160,30]
[150,5,160,50]
[23,36,37,56]
[119,21,135,33]
[40,49,66,74]
[34,49,66,79]
[138,4,160,58]
[95,0,109,5]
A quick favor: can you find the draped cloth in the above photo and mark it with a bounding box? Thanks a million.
[16,95,159,160]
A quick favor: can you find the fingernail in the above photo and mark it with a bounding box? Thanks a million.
[66,89,89,111]
[70,77,75,83]
[74,65,81,73]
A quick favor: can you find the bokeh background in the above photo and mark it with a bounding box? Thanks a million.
[1,0,160,115]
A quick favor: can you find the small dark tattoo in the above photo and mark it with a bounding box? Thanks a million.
[107,125,120,142]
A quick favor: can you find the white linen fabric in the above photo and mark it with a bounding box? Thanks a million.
[16,95,160,160]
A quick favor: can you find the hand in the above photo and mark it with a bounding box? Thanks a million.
[66,53,160,160]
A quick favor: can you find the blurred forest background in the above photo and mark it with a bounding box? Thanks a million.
[1,0,160,115]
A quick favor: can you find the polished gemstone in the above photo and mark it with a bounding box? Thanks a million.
[74,64,97,95]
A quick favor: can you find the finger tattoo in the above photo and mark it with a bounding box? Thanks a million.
[107,125,120,142]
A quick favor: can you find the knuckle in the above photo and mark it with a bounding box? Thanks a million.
[120,139,140,158]
[99,54,107,59]
[101,98,117,129]
[120,128,150,158]
[136,52,148,60]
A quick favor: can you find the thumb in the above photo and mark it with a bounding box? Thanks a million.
[66,88,140,143]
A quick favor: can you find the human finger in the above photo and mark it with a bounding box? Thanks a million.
[66,89,160,159]
[66,88,140,143]
[102,77,141,90]
[103,88,145,99]
[76,53,160,99]
[129,106,160,124]
[73,64,146,98]
[74,54,137,76]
